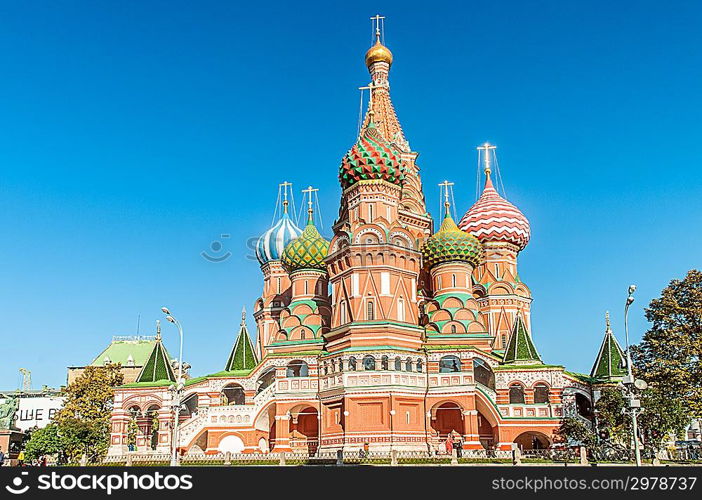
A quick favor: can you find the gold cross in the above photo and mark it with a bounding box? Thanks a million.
[279,181,292,212]
[438,180,454,214]
[371,14,385,38]
[302,185,319,217]
[477,142,497,175]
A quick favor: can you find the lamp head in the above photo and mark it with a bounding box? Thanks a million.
[628,284,637,295]
[161,307,171,315]
[166,315,176,324]
[626,296,635,306]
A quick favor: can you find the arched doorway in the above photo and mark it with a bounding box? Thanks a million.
[218,434,245,454]
[514,431,550,450]
[431,402,465,440]
[289,405,319,456]
[220,384,246,405]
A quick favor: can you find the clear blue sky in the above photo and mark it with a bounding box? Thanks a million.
[1,1,700,389]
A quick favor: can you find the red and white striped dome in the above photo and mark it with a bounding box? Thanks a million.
[458,176,530,251]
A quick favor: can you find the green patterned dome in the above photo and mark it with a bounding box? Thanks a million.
[282,217,330,272]
[339,123,405,189]
[422,213,483,268]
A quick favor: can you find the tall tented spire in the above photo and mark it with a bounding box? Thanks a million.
[356,15,428,226]
[590,311,627,381]
[136,322,176,383]
[502,314,542,364]
[225,308,259,371]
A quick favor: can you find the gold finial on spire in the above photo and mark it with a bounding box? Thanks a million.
[302,185,319,223]
[155,319,161,341]
[477,142,497,179]
[279,181,292,213]
[605,311,611,332]
[438,180,454,218]
[241,306,247,324]
[365,14,393,68]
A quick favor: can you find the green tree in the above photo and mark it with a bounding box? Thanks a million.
[633,269,702,416]
[24,424,62,461]
[595,387,627,442]
[54,364,124,463]
[556,417,596,447]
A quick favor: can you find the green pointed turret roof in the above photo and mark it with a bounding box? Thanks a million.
[590,312,627,381]
[135,321,176,383]
[502,314,542,364]
[225,308,259,371]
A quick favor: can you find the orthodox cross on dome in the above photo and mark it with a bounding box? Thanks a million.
[279,181,292,213]
[302,185,319,223]
[477,142,497,177]
[155,319,161,341]
[605,310,611,331]
[371,14,385,43]
[241,306,247,324]
[438,180,455,218]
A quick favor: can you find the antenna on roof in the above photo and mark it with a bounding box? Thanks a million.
[136,313,141,335]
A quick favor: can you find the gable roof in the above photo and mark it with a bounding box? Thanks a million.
[502,314,542,364]
[590,312,627,381]
[89,337,158,367]
[225,308,259,372]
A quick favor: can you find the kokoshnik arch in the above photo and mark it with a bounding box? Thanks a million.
[107,19,627,456]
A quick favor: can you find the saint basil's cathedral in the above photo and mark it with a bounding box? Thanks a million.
[108,21,627,456]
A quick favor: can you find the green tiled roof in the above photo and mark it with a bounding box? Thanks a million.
[135,336,176,383]
[89,338,158,367]
[502,315,542,364]
[590,312,627,381]
[225,310,259,371]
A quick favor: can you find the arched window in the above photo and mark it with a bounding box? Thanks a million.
[338,358,344,372]
[340,301,347,324]
[304,280,308,295]
[473,358,496,390]
[368,204,374,221]
[286,360,309,378]
[405,357,413,372]
[509,384,525,404]
[348,356,357,371]
[256,368,276,394]
[381,355,389,370]
[221,384,246,405]
[450,324,457,333]
[439,355,461,373]
[367,301,375,320]
[534,384,550,404]
[394,357,402,371]
[416,359,423,373]
[300,329,306,340]
[363,355,376,371]
[452,274,456,287]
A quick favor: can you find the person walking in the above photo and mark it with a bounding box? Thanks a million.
[444,436,453,455]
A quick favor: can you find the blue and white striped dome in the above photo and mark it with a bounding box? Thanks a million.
[255,212,303,265]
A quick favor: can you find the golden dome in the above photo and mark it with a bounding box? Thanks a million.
[365,38,393,68]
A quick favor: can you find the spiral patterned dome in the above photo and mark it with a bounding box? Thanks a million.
[255,211,302,265]
[281,217,330,272]
[458,176,530,251]
[422,213,483,268]
[339,123,405,190]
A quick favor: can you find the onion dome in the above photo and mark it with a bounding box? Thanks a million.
[365,37,393,67]
[255,210,302,265]
[422,212,483,268]
[459,174,530,251]
[339,123,405,189]
[281,216,330,272]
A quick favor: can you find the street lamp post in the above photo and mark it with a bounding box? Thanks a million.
[162,306,184,467]
[623,286,643,467]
